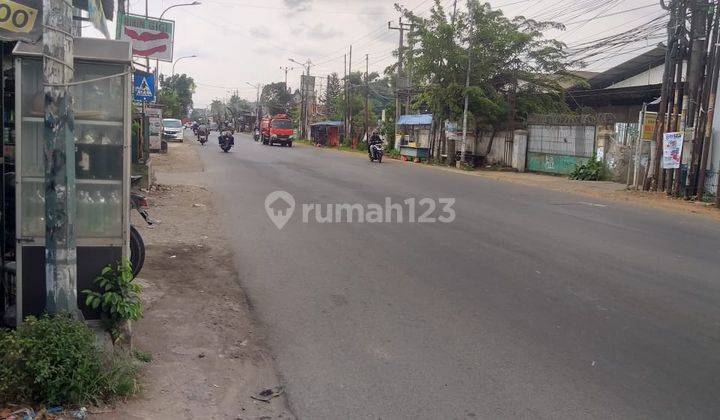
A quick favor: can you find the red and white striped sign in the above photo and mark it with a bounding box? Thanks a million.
[118,13,175,62]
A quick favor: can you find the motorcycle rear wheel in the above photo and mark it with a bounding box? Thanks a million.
[130,225,145,277]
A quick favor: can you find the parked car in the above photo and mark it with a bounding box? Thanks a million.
[162,118,185,142]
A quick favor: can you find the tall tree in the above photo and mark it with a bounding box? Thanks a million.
[398,0,571,162]
[261,82,294,115]
[323,73,342,117]
[157,73,196,119]
[209,99,225,122]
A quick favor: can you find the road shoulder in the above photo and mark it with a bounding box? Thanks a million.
[296,141,720,221]
[95,140,293,419]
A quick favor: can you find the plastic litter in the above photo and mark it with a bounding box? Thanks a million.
[250,386,284,403]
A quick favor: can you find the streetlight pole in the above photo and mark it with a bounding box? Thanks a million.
[280,66,294,92]
[156,2,201,84]
[247,82,263,129]
[289,58,313,139]
[172,55,197,76]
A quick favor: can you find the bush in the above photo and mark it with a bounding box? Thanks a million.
[569,158,609,181]
[0,314,146,405]
[84,259,143,343]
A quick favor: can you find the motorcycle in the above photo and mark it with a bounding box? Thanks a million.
[197,127,209,145]
[219,131,234,153]
[369,143,384,163]
[130,176,158,277]
[253,128,260,142]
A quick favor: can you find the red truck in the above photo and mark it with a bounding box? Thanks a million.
[260,114,294,147]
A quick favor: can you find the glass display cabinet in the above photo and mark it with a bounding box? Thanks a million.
[13,38,132,322]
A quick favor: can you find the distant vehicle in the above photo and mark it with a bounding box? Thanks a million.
[162,118,184,142]
[260,114,294,147]
[210,122,219,131]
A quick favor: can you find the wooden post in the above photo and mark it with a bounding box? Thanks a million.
[43,0,78,315]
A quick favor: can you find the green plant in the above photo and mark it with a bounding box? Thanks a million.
[569,158,609,181]
[84,259,143,342]
[0,314,106,405]
[133,349,153,363]
[0,314,148,405]
[387,148,401,159]
[103,349,145,398]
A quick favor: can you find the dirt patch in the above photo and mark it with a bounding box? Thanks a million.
[151,136,204,174]
[94,142,292,419]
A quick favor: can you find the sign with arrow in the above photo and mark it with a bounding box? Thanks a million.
[133,71,156,102]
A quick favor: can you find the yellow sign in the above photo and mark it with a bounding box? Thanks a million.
[0,0,39,34]
[641,111,658,141]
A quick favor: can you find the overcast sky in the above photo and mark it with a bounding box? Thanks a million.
[113,0,668,108]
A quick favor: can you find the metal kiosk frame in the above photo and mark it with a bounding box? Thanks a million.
[13,38,132,325]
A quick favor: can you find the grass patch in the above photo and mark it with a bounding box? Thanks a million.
[133,349,153,363]
[0,314,148,406]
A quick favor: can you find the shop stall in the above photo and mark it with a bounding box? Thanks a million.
[12,38,132,324]
[396,114,432,161]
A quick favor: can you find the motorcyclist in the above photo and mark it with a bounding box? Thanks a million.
[219,130,235,146]
[368,130,383,159]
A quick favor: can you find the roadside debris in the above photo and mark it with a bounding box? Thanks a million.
[0,406,86,420]
[250,386,285,403]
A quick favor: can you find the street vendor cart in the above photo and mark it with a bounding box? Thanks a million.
[12,38,132,324]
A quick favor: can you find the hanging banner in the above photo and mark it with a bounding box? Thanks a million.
[0,0,41,43]
[662,132,684,169]
[133,71,156,102]
[116,12,175,62]
[87,0,109,39]
[640,111,657,141]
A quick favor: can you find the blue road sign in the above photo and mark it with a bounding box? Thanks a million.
[133,72,156,102]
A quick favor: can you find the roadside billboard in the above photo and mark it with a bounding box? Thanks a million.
[117,12,175,62]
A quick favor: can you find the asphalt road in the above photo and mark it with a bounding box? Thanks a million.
[190,133,720,419]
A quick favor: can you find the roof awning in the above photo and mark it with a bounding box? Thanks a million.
[397,114,433,125]
[311,121,344,127]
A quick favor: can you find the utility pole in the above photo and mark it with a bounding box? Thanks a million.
[145,0,150,72]
[684,0,710,198]
[348,45,353,144]
[344,53,347,144]
[389,18,413,150]
[646,0,680,191]
[697,3,720,200]
[365,53,370,143]
[459,46,471,167]
[289,58,313,139]
[43,0,78,315]
[280,66,294,92]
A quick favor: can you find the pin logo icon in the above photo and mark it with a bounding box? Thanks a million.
[265,191,295,230]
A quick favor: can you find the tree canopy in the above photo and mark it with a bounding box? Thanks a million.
[399,0,573,134]
[157,74,196,119]
[261,82,294,115]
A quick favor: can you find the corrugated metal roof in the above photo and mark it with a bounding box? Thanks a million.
[14,37,132,64]
[311,121,344,127]
[397,114,433,125]
[585,45,667,89]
